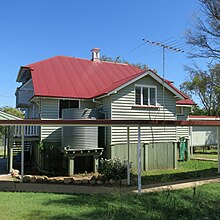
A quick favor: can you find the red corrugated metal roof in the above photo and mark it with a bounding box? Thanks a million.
[176,99,196,105]
[165,79,196,106]
[25,56,144,99]
[20,55,195,105]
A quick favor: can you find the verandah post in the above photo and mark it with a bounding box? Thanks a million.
[137,125,141,195]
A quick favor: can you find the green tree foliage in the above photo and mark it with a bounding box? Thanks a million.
[101,55,149,70]
[186,0,220,60]
[0,106,24,138]
[180,64,220,115]
[190,106,207,116]
[0,106,24,118]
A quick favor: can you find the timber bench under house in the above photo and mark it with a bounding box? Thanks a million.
[14,48,196,175]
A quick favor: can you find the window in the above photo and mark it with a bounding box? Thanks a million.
[176,106,183,115]
[59,100,79,118]
[135,85,157,106]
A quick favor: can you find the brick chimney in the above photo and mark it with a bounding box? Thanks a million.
[91,48,101,62]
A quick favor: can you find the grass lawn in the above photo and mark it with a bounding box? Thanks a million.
[0,183,220,220]
[141,160,218,185]
[192,147,218,159]
[192,153,218,159]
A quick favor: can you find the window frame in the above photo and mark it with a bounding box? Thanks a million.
[58,99,80,118]
[134,84,157,106]
[176,106,184,116]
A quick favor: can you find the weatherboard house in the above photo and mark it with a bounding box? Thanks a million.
[15,48,195,175]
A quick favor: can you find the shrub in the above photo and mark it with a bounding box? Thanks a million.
[98,158,132,181]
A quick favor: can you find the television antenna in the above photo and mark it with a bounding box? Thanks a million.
[142,38,185,124]
[142,38,184,80]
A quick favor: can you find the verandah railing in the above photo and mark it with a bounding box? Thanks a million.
[14,125,39,137]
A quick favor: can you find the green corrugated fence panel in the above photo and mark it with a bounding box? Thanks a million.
[111,142,175,171]
[111,143,145,171]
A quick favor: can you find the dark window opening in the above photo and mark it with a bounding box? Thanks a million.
[59,100,79,118]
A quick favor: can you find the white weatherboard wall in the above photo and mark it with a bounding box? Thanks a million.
[40,98,61,142]
[110,75,177,144]
[192,126,217,147]
[176,107,191,139]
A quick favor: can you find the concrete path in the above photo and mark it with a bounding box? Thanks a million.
[0,175,220,194]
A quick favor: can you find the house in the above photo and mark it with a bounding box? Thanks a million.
[15,48,196,175]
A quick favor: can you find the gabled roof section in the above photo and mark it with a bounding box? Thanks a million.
[0,111,22,120]
[22,56,144,99]
[17,55,195,105]
[164,80,196,106]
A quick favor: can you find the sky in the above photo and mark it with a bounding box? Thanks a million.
[0,0,201,107]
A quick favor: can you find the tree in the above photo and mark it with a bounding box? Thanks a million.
[0,106,24,138]
[0,106,24,118]
[101,55,149,70]
[180,64,220,115]
[186,0,220,60]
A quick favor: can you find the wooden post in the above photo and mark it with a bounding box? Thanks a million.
[137,125,141,195]
[8,126,13,173]
[21,126,24,182]
[127,126,130,186]
[68,157,75,176]
[173,141,178,169]
[93,155,99,173]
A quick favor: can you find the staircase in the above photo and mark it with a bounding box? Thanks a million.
[12,141,32,167]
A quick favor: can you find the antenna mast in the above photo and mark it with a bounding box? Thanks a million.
[142,38,184,80]
[142,38,184,122]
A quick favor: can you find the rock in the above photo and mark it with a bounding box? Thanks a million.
[96,180,103,185]
[89,179,96,185]
[48,177,57,183]
[15,175,21,180]
[56,178,64,183]
[64,177,73,184]
[74,180,82,185]
[120,178,127,186]
[104,179,110,185]
[42,176,49,182]
[11,169,20,177]
[82,179,89,184]
[30,176,37,183]
[36,176,44,183]
[109,179,115,185]
[23,175,32,182]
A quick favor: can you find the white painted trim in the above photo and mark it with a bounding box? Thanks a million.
[106,71,184,100]
[135,84,157,106]
[176,104,193,108]
[137,125,142,195]
[127,126,130,186]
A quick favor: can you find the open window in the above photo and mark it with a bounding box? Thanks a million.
[59,100,79,118]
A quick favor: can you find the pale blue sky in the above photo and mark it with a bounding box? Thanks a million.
[0,0,201,107]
